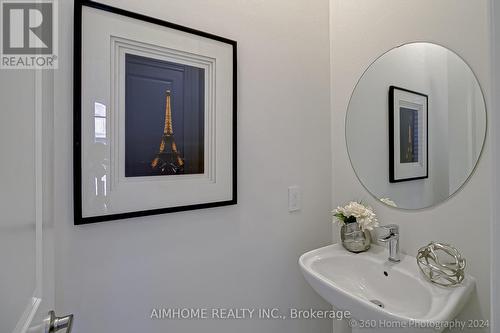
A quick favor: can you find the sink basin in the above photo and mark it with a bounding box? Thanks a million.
[299,244,475,332]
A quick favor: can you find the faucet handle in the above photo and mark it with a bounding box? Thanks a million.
[379,224,399,235]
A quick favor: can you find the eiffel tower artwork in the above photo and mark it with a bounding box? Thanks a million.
[151,90,185,175]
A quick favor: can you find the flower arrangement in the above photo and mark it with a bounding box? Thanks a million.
[333,201,379,232]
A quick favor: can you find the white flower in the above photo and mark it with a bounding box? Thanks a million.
[380,198,397,207]
[332,201,379,231]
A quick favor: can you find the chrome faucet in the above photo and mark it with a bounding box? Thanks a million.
[378,224,400,262]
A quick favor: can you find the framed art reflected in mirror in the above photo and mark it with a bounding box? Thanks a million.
[74,0,237,224]
[389,86,428,183]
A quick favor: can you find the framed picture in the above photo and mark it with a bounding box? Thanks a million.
[388,86,428,183]
[74,0,237,224]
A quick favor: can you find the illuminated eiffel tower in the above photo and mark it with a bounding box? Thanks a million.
[151,90,184,174]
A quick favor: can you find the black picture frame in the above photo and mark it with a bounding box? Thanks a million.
[74,0,237,225]
[388,86,428,183]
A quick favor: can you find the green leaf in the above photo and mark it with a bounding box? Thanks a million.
[333,213,345,222]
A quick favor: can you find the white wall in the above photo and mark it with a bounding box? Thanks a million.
[331,0,491,332]
[0,70,37,333]
[54,1,332,333]
[490,1,500,331]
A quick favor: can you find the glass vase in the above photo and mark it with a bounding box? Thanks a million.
[341,223,371,253]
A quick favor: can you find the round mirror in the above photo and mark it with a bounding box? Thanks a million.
[346,42,486,210]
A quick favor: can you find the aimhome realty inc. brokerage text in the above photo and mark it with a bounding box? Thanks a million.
[150,308,351,320]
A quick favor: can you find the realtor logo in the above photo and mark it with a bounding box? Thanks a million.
[1,0,58,69]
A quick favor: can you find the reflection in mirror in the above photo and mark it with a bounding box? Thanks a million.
[346,43,486,210]
[92,102,109,210]
[94,102,107,143]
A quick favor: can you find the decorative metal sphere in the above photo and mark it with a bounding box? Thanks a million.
[416,242,466,287]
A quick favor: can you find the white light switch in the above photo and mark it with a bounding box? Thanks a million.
[288,186,301,212]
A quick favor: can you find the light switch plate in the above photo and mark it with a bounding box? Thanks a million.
[288,186,301,212]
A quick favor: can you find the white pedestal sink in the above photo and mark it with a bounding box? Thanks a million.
[299,244,475,333]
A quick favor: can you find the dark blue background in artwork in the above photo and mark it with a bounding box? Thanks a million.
[399,107,419,163]
[125,54,205,177]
